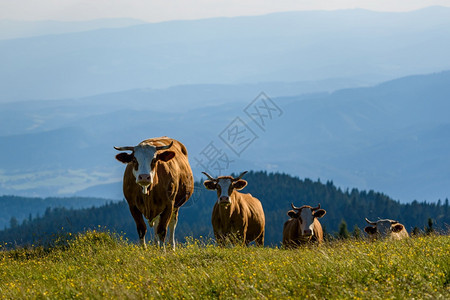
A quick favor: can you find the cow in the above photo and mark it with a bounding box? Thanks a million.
[282,203,326,248]
[114,137,194,250]
[364,218,409,240]
[202,171,265,246]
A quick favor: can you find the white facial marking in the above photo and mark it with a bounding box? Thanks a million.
[300,208,314,235]
[217,179,232,200]
[132,144,157,186]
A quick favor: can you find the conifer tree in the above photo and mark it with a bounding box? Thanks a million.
[338,220,350,239]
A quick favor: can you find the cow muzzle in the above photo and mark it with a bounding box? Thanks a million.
[219,196,231,206]
[303,229,313,236]
[137,174,151,194]
[137,174,151,185]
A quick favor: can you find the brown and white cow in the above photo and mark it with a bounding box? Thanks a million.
[115,137,193,250]
[364,218,409,241]
[282,203,326,248]
[202,171,265,246]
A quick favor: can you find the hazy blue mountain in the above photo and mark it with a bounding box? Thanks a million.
[0,79,365,138]
[0,18,146,40]
[262,71,450,201]
[1,7,449,101]
[0,71,448,203]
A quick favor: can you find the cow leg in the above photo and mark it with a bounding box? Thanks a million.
[214,231,225,247]
[129,205,147,249]
[231,230,245,246]
[168,208,179,250]
[255,231,264,247]
[156,206,173,251]
[149,215,160,246]
[241,232,247,247]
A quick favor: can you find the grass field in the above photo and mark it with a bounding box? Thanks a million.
[0,231,449,299]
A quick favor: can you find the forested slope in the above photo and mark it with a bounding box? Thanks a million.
[0,171,448,246]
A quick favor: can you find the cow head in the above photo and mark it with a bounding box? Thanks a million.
[114,141,175,194]
[287,203,326,239]
[364,218,405,238]
[202,171,248,206]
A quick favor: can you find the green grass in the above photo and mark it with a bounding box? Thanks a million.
[1,231,449,299]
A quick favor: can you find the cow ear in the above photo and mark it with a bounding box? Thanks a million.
[115,152,133,164]
[392,224,404,233]
[313,209,326,218]
[364,226,377,235]
[203,180,217,190]
[287,210,297,218]
[157,151,175,162]
[233,179,247,190]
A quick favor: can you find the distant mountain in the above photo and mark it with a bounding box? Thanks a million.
[267,71,450,201]
[0,71,449,202]
[0,172,448,247]
[1,7,449,101]
[0,18,146,40]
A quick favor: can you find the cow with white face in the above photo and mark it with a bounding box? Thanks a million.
[364,218,409,241]
[203,171,265,246]
[115,137,194,250]
[116,142,175,194]
[282,203,326,248]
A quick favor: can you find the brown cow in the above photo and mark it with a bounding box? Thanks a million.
[364,218,409,241]
[202,171,265,246]
[282,203,326,248]
[114,137,193,250]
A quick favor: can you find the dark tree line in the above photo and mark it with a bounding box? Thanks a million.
[0,171,448,247]
[0,196,113,230]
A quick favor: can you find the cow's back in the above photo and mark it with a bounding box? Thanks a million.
[312,218,323,243]
[238,193,265,241]
[390,228,409,240]
[143,137,193,208]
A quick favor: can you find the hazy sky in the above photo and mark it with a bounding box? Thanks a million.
[1,0,450,22]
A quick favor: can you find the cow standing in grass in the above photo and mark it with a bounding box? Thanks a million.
[283,203,326,248]
[202,171,265,246]
[364,218,409,241]
[114,137,193,250]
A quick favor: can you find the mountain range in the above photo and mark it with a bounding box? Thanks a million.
[0,18,146,40]
[0,70,449,202]
[0,7,449,204]
[1,7,449,101]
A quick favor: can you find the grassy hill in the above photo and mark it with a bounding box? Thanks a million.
[0,231,448,298]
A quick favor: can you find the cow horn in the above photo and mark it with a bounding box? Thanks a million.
[365,218,377,225]
[202,172,216,181]
[233,171,248,181]
[311,203,321,211]
[114,146,134,151]
[156,141,173,151]
[291,203,301,210]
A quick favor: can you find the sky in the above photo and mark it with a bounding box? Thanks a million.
[1,0,450,22]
